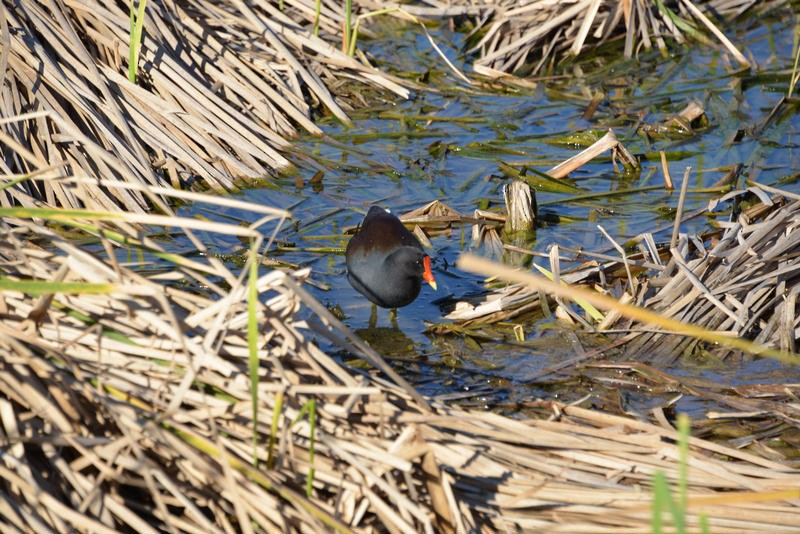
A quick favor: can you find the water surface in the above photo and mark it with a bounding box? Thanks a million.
[199,13,800,418]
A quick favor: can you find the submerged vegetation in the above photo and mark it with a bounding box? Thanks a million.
[1,0,800,531]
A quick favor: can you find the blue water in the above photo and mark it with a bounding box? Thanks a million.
[196,13,800,415]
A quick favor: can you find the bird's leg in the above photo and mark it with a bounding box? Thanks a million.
[389,308,398,329]
[369,304,377,329]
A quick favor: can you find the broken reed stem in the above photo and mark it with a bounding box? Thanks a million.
[670,166,692,250]
[456,253,800,366]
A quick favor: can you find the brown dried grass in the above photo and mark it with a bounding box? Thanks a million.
[417,0,786,77]
[0,0,409,211]
[1,2,799,532]
[617,184,800,363]
[446,177,800,361]
[1,165,800,532]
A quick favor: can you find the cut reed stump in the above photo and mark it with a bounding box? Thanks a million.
[503,180,536,232]
[1,183,799,532]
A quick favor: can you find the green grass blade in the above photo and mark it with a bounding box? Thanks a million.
[532,264,605,322]
[344,0,351,54]
[247,241,260,468]
[0,206,123,220]
[677,414,690,519]
[653,0,700,38]
[313,0,321,36]
[347,8,400,57]
[0,277,114,295]
[266,389,284,469]
[789,33,800,97]
[129,0,147,83]
[306,398,316,497]
[651,416,692,534]
[665,488,687,534]
[651,470,669,534]
[293,398,318,497]
[50,300,138,345]
[699,513,710,534]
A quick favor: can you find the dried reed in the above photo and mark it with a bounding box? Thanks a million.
[1,167,799,531]
[0,0,409,211]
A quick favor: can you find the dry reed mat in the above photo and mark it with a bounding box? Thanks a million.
[444,185,800,354]
[454,0,787,77]
[0,0,409,211]
[612,184,800,362]
[477,183,800,365]
[0,180,798,532]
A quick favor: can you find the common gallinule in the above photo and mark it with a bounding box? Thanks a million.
[345,206,437,308]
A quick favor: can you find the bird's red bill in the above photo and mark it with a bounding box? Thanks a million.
[423,256,437,290]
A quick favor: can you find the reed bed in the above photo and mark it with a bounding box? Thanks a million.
[0,172,798,532]
[447,181,800,357]
[614,184,800,362]
[445,176,800,459]
[2,1,800,531]
[0,0,409,211]
[404,0,787,77]
[454,181,800,359]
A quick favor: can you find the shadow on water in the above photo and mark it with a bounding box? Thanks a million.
[354,326,418,360]
[190,13,800,421]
